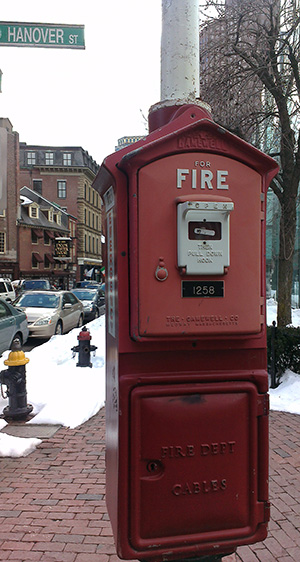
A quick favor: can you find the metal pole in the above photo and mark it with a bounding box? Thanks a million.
[270,320,277,389]
[161,0,200,101]
[148,0,211,131]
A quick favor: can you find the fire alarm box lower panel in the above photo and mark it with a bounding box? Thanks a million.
[134,153,263,338]
[129,381,267,553]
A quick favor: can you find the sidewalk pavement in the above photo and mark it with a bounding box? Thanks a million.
[0,408,299,562]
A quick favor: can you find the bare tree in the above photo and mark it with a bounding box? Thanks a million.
[199,0,300,326]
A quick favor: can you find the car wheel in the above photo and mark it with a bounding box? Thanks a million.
[55,321,63,335]
[77,314,84,328]
[10,333,22,349]
[94,308,99,319]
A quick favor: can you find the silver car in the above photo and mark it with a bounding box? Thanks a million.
[14,290,84,338]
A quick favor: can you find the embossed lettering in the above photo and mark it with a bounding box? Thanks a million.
[172,478,227,496]
[200,441,236,455]
[161,445,195,458]
[178,134,227,151]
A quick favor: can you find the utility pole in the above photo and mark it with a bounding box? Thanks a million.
[149,0,211,132]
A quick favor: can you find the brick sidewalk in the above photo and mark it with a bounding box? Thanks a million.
[0,409,299,561]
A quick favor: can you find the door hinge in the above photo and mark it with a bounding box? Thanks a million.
[257,393,269,416]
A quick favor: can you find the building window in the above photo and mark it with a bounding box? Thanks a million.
[48,209,54,222]
[56,213,62,226]
[29,204,39,219]
[45,152,54,165]
[27,152,36,165]
[44,255,50,269]
[31,230,38,244]
[32,254,39,268]
[57,181,66,198]
[0,232,5,253]
[63,153,72,166]
[44,231,50,245]
[33,179,42,195]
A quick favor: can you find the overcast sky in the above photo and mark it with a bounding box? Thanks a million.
[0,0,162,165]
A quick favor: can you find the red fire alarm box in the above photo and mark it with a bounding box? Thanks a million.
[93,105,279,561]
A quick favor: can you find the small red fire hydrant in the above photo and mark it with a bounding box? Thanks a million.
[0,340,33,420]
[72,326,97,368]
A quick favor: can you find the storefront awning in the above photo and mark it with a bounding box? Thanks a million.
[32,229,43,238]
[45,253,56,264]
[32,252,43,263]
[46,231,56,239]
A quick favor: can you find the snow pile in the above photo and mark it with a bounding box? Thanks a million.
[0,316,105,456]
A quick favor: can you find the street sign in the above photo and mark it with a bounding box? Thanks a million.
[0,22,85,49]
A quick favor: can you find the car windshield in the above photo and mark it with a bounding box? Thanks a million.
[72,290,96,301]
[16,294,60,309]
[23,280,49,290]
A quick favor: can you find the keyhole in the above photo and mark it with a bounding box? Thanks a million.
[147,461,159,473]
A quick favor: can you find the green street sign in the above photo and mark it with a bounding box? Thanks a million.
[0,22,85,49]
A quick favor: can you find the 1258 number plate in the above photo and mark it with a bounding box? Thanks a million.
[182,280,224,298]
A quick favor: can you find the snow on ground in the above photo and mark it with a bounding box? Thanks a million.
[0,302,299,457]
[267,299,300,416]
[0,316,105,456]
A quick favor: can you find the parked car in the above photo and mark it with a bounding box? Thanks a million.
[0,278,16,302]
[0,298,29,355]
[71,287,105,322]
[75,280,101,289]
[14,290,84,338]
[16,279,52,293]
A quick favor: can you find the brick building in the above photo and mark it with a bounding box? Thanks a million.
[18,186,76,288]
[19,144,102,282]
[0,118,20,279]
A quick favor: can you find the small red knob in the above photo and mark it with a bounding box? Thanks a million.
[155,257,168,281]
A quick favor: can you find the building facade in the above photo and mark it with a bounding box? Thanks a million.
[115,136,144,151]
[0,118,20,279]
[19,144,102,282]
[18,186,76,288]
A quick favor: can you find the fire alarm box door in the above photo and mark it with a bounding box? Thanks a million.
[177,200,234,275]
[129,381,266,552]
[131,152,263,340]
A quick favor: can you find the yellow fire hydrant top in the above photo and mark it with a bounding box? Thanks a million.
[4,348,30,367]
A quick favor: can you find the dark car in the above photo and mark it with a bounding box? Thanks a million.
[75,280,101,289]
[0,298,29,354]
[71,287,105,322]
[17,279,52,293]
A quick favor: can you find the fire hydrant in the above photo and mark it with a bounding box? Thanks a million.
[72,326,97,367]
[0,340,33,420]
